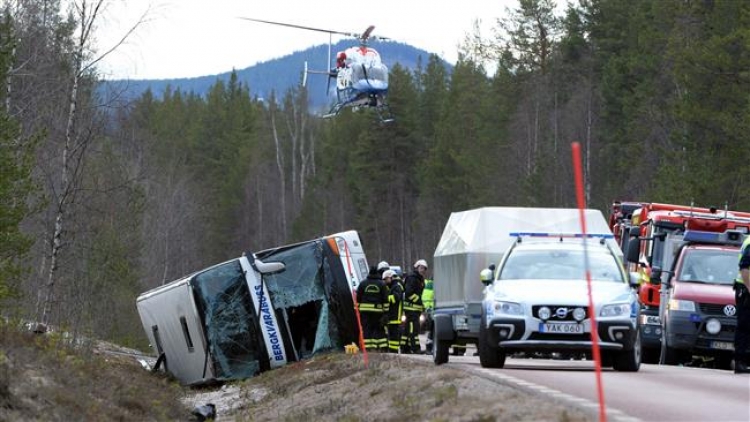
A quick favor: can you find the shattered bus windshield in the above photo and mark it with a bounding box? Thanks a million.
[192,260,262,380]
[259,240,343,358]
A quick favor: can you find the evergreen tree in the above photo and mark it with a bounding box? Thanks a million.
[0,31,37,299]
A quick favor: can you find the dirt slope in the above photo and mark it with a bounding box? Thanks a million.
[202,352,592,421]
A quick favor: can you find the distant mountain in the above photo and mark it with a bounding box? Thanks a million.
[100,41,450,111]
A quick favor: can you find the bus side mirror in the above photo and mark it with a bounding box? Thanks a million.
[255,259,285,274]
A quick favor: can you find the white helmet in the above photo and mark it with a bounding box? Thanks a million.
[377,261,390,271]
[414,259,428,269]
[382,269,395,280]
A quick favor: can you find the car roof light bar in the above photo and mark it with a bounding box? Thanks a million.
[509,232,614,239]
[683,229,745,246]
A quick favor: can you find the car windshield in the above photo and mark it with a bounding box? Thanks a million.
[676,249,737,285]
[498,248,624,282]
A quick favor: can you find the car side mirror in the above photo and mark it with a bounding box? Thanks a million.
[480,268,493,286]
[629,272,640,288]
[626,239,640,264]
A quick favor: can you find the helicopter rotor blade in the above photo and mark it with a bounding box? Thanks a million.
[238,17,355,37]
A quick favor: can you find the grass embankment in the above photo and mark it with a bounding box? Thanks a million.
[0,322,186,421]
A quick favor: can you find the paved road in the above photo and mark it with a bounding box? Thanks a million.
[410,349,750,422]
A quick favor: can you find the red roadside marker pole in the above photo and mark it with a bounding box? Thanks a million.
[571,141,607,422]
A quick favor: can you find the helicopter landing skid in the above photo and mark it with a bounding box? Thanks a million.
[322,97,394,123]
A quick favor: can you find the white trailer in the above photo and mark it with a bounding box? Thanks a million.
[431,207,619,363]
[136,230,368,386]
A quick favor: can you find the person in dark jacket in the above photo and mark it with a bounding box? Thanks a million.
[356,265,389,351]
[735,236,750,373]
[401,259,427,354]
[383,270,404,353]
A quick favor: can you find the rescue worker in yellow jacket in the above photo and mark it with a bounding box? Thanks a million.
[401,259,427,354]
[357,265,389,351]
[383,269,403,353]
[734,236,750,373]
[422,277,435,353]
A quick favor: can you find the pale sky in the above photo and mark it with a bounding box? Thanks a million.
[95,0,520,80]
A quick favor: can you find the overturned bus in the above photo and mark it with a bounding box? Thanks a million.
[136,231,369,386]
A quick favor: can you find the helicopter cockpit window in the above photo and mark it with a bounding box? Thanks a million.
[346,48,388,91]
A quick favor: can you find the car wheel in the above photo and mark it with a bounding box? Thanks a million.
[714,354,733,370]
[613,329,641,372]
[478,310,506,368]
[432,319,449,365]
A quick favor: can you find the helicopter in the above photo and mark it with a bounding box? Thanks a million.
[239,18,394,123]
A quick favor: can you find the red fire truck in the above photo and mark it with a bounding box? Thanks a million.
[622,203,750,367]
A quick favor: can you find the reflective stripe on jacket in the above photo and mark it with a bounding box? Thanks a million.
[356,275,389,313]
[403,271,425,312]
[387,280,404,324]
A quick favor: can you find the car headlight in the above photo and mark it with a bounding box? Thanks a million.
[600,303,631,317]
[668,299,696,312]
[494,301,523,316]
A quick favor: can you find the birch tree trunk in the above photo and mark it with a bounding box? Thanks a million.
[271,108,287,240]
[40,11,84,325]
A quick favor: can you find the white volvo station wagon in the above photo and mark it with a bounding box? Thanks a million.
[478,233,642,372]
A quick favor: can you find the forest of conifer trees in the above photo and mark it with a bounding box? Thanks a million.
[2,0,750,347]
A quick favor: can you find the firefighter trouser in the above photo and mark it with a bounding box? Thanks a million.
[386,322,401,353]
[401,310,421,353]
[361,312,387,351]
[735,300,750,363]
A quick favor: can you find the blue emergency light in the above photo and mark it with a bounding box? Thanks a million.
[509,232,614,239]
[683,229,744,245]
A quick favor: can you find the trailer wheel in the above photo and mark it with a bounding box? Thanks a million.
[478,310,505,368]
[432,320,449,365]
